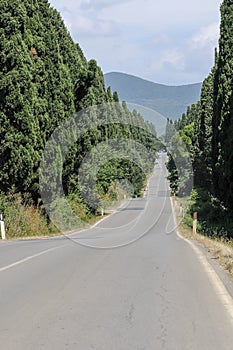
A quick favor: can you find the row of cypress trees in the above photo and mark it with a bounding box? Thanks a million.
[0,0,159,232]
[167,0,233,237]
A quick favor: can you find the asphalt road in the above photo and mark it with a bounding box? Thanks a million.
[0,153,233,349]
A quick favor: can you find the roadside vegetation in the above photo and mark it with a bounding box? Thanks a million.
[173,194,233,278]
[0,1,159,239]
[166,0,233,276]
[182,189,233,239]
[166,0,233,238]
[0,174,150,239]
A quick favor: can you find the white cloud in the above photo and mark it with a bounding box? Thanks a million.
[50,0,133,12]
[190,23,220,49]
[160,49,185,70]
[151,34,172,47]
[100,0,222,31]
[74,16,118,37]
[49,2,119,38]
[79,0,133,10]
[49,0,222,84]
[143,48,186,84]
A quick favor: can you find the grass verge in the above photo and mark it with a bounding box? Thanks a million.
[172,196,233,279]
[0,190,129,240]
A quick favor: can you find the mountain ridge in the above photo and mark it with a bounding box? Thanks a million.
[105,71,201,88]
[104,72,202,120]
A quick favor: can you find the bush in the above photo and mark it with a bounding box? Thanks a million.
[184,188,233,238]
[0,192,58,239]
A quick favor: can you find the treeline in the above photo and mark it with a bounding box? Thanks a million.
[166,0,233,238]
[0,0,159,237]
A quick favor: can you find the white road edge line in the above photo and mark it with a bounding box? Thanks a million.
[170,197,233,325]
[68,198,131,237]
[91,199,131,229]
[0,245,67,273]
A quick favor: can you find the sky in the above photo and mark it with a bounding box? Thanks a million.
[49,0,223,85]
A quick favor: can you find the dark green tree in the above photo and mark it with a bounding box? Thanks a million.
[212,0,233,211]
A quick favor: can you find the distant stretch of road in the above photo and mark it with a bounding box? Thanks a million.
[0,153,233,349]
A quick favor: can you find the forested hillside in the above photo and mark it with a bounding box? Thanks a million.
[0,0,158,237]
[104,72,201,121]
[166,0,233,238]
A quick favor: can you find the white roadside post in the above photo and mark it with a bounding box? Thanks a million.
[0,213,6,240]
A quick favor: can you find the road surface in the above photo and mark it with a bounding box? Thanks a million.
[0,153,233,349]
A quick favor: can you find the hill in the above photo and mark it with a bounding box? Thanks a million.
[104,72,202,120]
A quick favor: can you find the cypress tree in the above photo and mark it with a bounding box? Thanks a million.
[212,0,233,210]
[0,0,159,212]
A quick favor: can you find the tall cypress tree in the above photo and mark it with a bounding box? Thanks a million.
[0,0,88,194]
[0,0,40,192]
[194,69,215,191]
[0,0,159,210]
[212,0,233,210]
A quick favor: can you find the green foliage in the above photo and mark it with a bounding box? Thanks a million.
[0,0,159,237]
[0,0,84,195]
[184,188,233,239]
[166,122,194,197]
[193,72,215,191]
[0,191,58,238]
[166,155,179,195]
[167,0,233,239]
[212,0,233,211]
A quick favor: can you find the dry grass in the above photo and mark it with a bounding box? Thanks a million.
[1,190,128,240]
[197,235,233,275]
[5,201,58,239]
[175,202,233,279]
